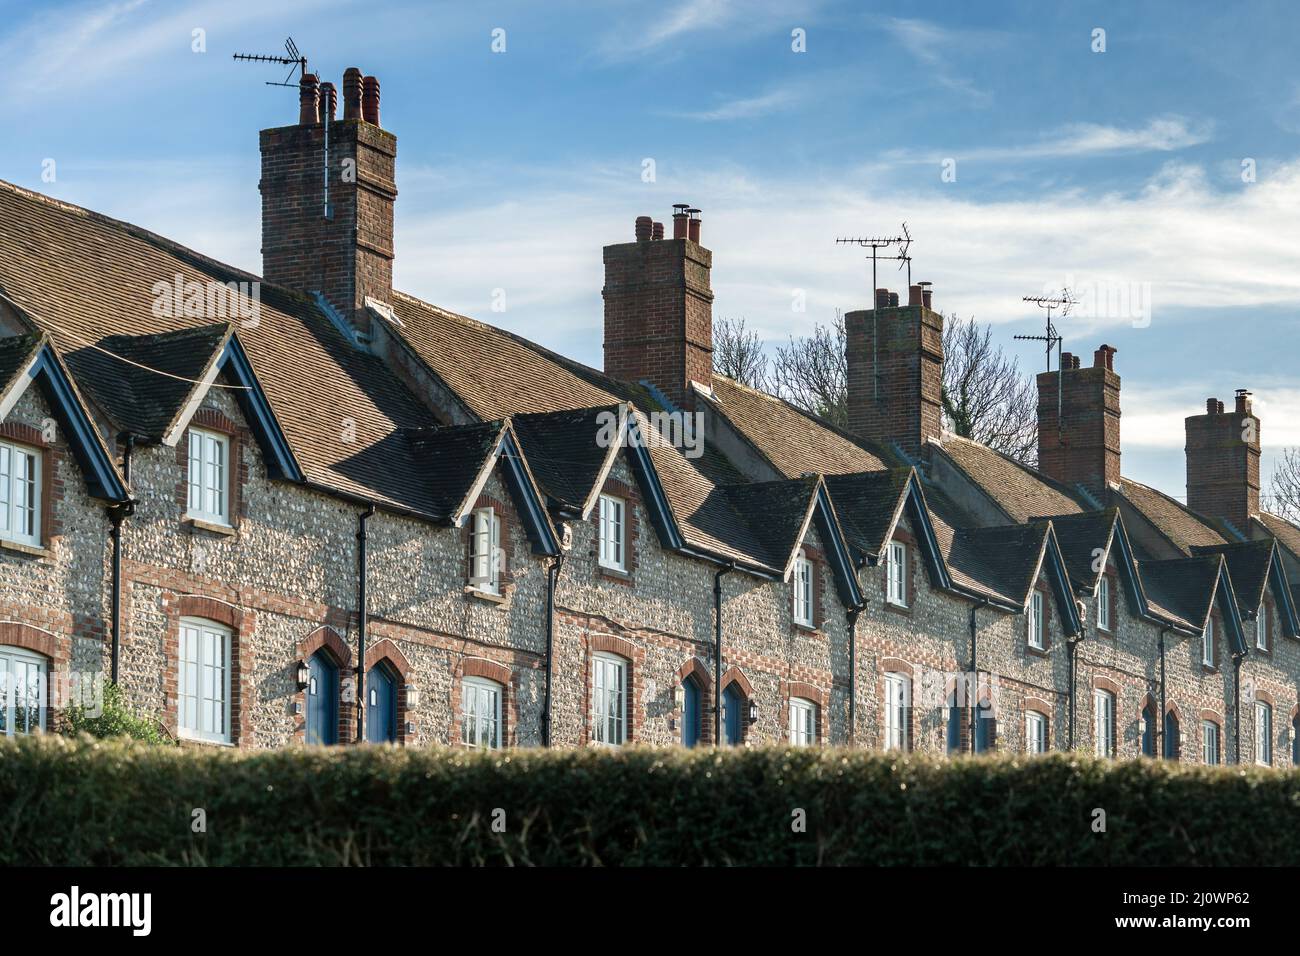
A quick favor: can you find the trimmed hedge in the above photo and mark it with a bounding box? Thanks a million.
[2,736,1298,866]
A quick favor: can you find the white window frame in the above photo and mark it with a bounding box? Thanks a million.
[0,645,47,736]
[460,676,502,749]
[1028,591,1045,650]
[1093,689,1115,758]
[883,671,910,751]
[1255,701,1272,766]
[597,494,626,571]
[1202,617,1215,667]
[789,697,816,746]
[886,540,907,607]
[592,652,627,746]
[1256,605,1268,651]
[0,439,41,547]
[469,506,501,594]
[177,617,232,744]
[1201,719,1220,765]
[793,550,814,627]
[186,427,230,526]
[1025,710,1047,755]
[1097,575,1111,632]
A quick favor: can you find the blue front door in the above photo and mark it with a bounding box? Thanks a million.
[1142,706,1156,756]
[682,678,700,747]
[367,665,397,743]
[722,684,743,745]
[306,651,338,745]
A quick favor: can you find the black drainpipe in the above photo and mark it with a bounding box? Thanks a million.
[968,598,988,753]
[542,552,565,747]
[1232,653,1243,765]
[1067,636,1081,750]
[1158,628,1168,758]
[713,562,735,744]
[109,435,135,685]
[846,601,865,745]
[355,503,376,743]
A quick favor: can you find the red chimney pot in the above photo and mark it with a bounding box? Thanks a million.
[298,73,320,125]
[361,75,380,126]
[343,68,363,121]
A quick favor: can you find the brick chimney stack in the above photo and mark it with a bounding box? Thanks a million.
[1185,388,1260,531]
[603,206,714,409]
[261,67,397,342]
[844,286,944,458]
[1036,344,1121,496]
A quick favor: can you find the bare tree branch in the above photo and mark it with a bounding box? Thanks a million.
[713,315,769,388]
[1268,448,1300,522]
[766,310,1037,462]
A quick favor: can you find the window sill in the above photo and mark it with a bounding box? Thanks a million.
[185,516,236,537]
[598,564,633,584]
[0,539,52,560]
[1201,664,1219,675]
[464,586,507,606]
[883,600,911,615]
[1026,644,1050,658]
[177,734,235,749]
[792,621,820,634]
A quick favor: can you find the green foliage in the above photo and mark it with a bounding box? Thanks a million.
[60,681,173,746]
[1,738,1297,866]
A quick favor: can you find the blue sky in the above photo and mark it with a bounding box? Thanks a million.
[1,0,1298,501]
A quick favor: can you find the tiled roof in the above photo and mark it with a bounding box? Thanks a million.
[936,435,1086,523]
[1257,512,1300,565]
[67,324,229,440]
[719,476,820,571]
[0,333,43,395]
[1191,539,1274,614]
[512,406,620,513]
[1137,555,1222,631]
[947,523,1048,607]
[1040,510,1117,594]
[0,179,442,516]
[707,376,893,477]
[1114,478,1228,556]
[823,469,912,560]
[405,421,507,520]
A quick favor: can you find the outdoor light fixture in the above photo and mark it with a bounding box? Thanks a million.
[748,701,758,722]
[294,660,310,692]
[673,685,685,711]
[404,685,420,709]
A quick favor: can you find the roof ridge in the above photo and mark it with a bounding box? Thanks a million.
[0,178,317,310]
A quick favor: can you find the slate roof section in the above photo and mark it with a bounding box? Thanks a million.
[0,333,43,392]
[1257,512,1300,567]
[0,179,442,516]
[719,476,820,572]
[1137,555,1223,631]
[1191,539,1275,615]
[65,324,230,440]
[1038,509,1117,595]
[405,421,509,521]
[947,523,1048,607]
[823,469,913,561]
[706,376,893,477]
[511,406,621,515]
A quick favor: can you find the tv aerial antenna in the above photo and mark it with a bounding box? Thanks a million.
[232,38,333,220]
[1015,289,1077,431]
[835,226,910,403]
[232,36,308,88]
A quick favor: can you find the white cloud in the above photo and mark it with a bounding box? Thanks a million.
[665,85,802,121]
[880,17,1001,106]
[597,0,821,60]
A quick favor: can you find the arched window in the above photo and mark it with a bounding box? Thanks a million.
[305,648,339,746]
[462,676,503,749]
[1255,701,1273,766]
[366,663,398,744]
[1025,710,1048,754]
[0,645,46,736]
[681,675,702,748]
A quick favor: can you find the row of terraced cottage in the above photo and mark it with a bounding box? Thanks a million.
[0,69,1297,765]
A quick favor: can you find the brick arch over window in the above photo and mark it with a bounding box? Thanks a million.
[170,596,251,746]
[453,656,517,747]
[1199,708,1224,728]
[1091,674,1121,696]
[782,680,828,744]
[0,621,61,662]
[880,656,914,678]
[179,595,243,632]
[1253,687,1276,707]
